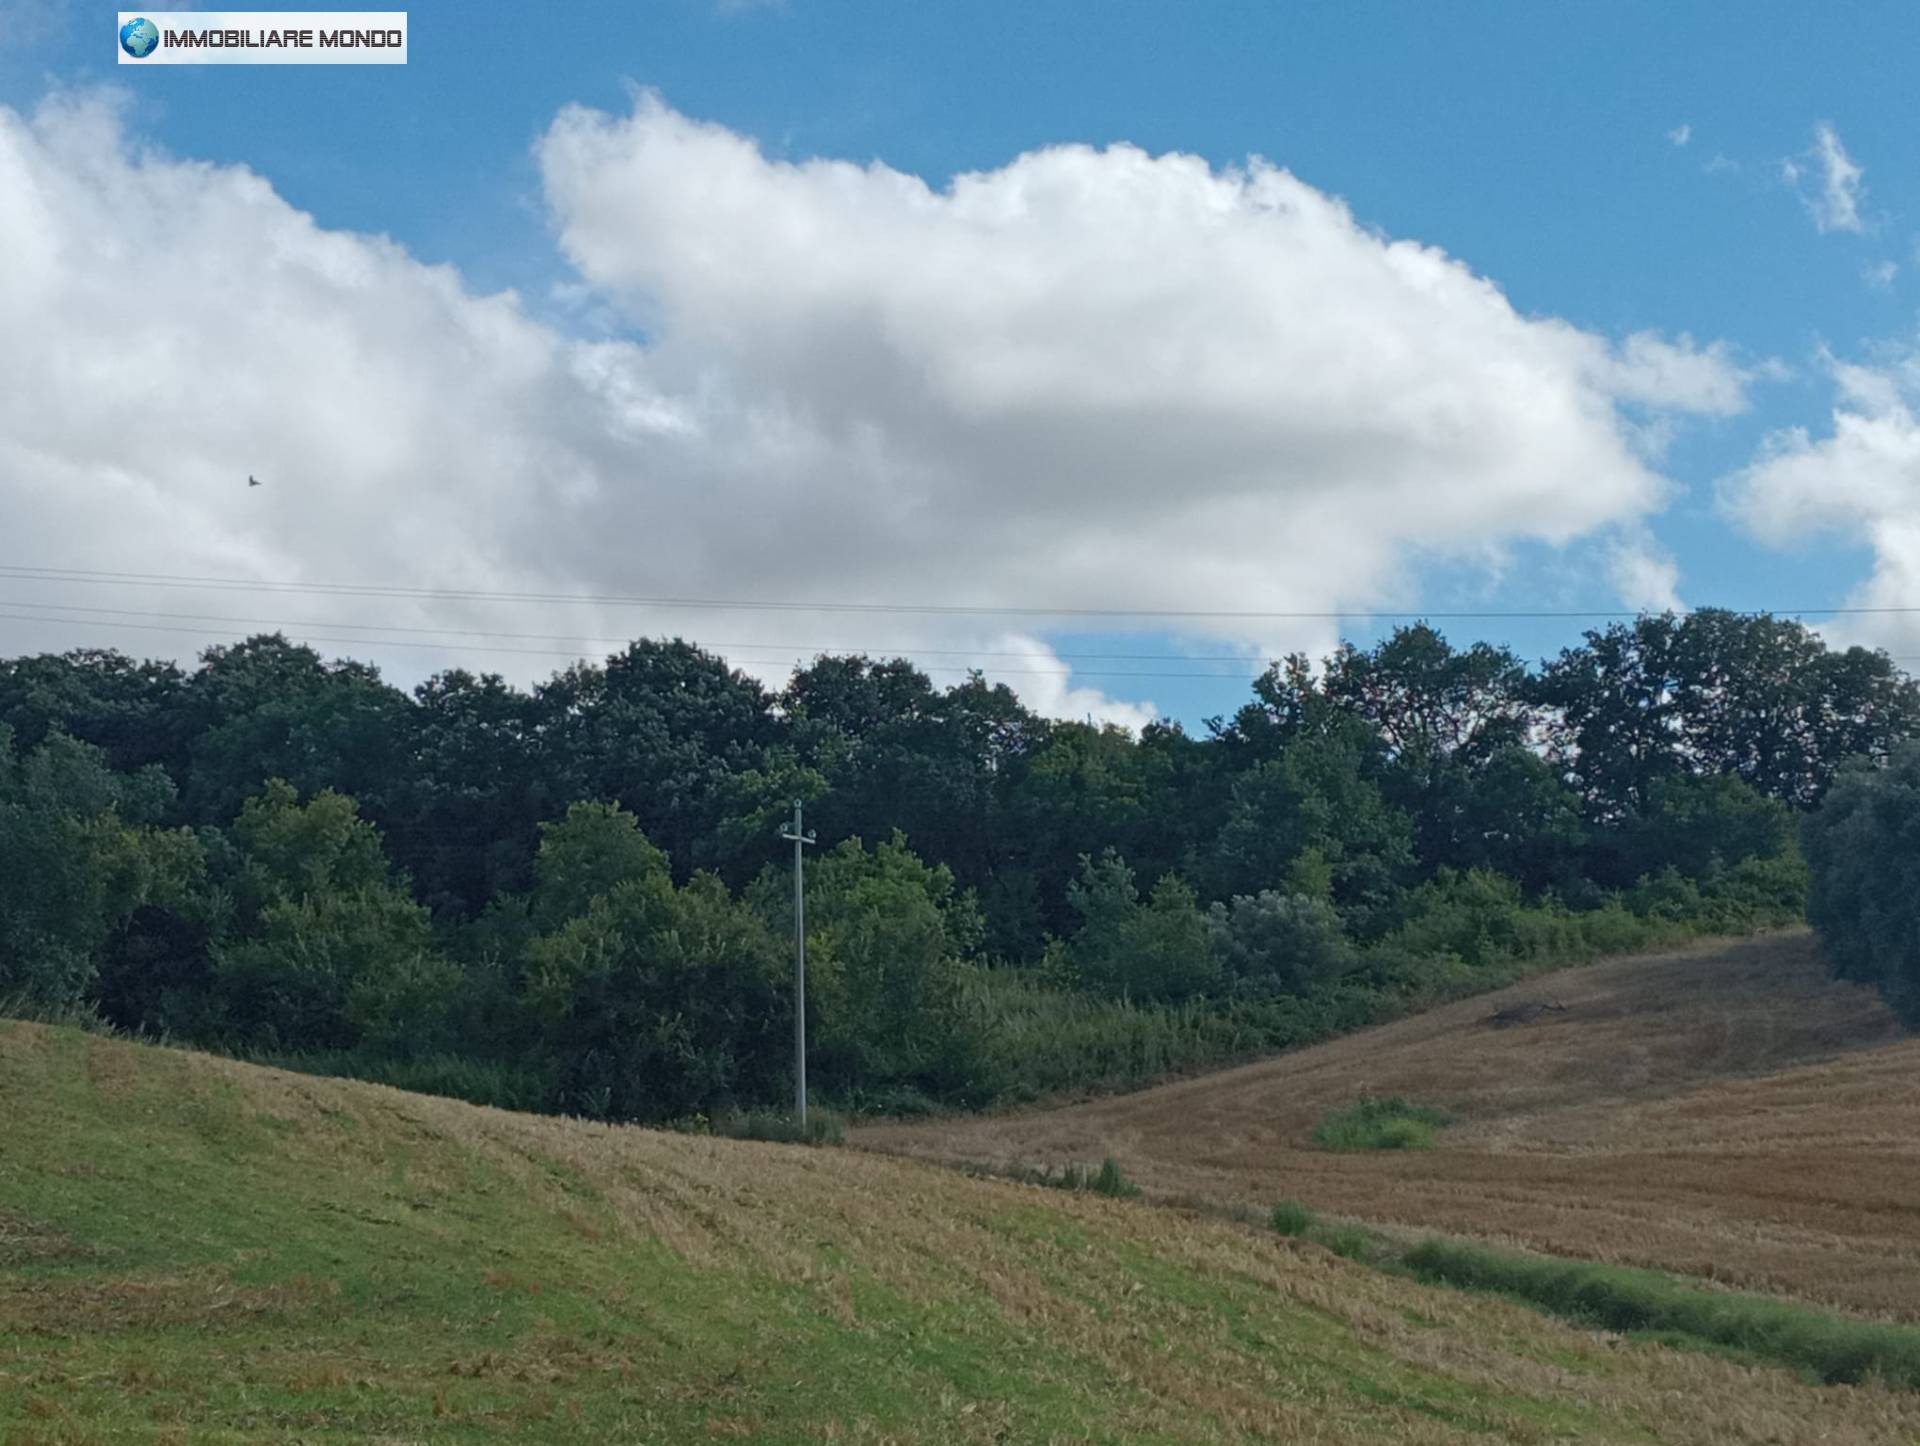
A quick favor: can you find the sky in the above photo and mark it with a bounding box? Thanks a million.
[2,1,1918,728]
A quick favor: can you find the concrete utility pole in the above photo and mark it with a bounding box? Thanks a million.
[778,800,817,1124]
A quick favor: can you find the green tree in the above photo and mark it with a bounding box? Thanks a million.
[1619,773,1797,885]
[529,801,671,930]
[995,720,1198,948]
[752,832,981,1095]
[1802,743,1920,1021]
[524,869,788,1121]
[786,659,1046,915]
[380,669,568,919]
[0,727,203,1010]
[1402,745,1588,892]
[1065,851,1219,1002]
[1530,614,1688,821]
[183,635,411,825]
[0,648,193,777]
[1210,720,1414,932]
[1667,610,1920,805]
[544,640,780,881]
[1322,625,1532,763]
[211,780,451,1052]
[1531,611,1920,818]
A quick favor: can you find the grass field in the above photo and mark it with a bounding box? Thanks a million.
[859,931,1920,1321]
[9,1019,1920,1441]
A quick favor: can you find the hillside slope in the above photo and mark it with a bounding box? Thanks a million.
[6,1020,1920,1442]
[860,932,1920,1321]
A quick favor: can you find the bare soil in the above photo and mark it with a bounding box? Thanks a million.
[858,930,1920,1318]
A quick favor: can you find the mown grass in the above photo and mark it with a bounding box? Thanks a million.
[7,1019,1920,1443]
[1402,1237,1920,1389]
[1312,1095,1449,1151]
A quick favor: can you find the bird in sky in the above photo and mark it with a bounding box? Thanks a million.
[248,475,262,487]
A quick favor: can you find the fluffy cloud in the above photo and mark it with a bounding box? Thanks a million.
[1668,123,1692,147]
[0,91,1750,722]
[1721,348,1920,651]
[1606,528,1684,613]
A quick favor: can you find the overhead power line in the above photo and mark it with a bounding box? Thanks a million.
[4,562,1912,621]
[0,611,1269,681]
[0,598,1273,666]
[8,604,1917,678]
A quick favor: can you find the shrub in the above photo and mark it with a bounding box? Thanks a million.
[1206,889,1355,995]
[1321,1224,1374,1261]
[1090,1156,1141,1198]
[1387,868,1540,969]
[1269,1200,1316,1236]
[1312,1095,1447,1151]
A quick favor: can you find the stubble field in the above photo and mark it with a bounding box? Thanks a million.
[859,931,1920,1320]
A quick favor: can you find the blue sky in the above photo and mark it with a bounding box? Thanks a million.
[3,2,1917,725]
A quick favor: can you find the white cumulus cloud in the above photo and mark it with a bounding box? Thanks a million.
[1721,346,1920,652]
[1606,528,1684,613]
[0,90,1752,722]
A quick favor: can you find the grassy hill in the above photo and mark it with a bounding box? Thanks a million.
[7,1018,1920,1442]
[860,932,1920,1321]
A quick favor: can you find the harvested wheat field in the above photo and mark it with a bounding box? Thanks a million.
[860,930,1920,1321]
[8,1019,1920,1443]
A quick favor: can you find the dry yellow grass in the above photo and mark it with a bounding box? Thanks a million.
[8,1016,1920,1441]
[859,931,1920,1320]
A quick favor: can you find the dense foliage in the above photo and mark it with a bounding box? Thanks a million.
[1802,740,1920,1023]
[2,609,1905,1120]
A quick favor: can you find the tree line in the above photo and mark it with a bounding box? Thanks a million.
[1,609,1911,1119]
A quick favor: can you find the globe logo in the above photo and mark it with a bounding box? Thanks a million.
[119,17,160,58]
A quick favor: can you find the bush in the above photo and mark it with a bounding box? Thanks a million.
[1321,1224,1374,1261]
[1403,1238,1920,1388]
[1207,890,1355,995]
[1312,1095,1447,1151]
[711,1107,845,1146]
[1269,1200,1316,1236]
[1010,1157,1142,1198]
[1090,1156,1141,1198]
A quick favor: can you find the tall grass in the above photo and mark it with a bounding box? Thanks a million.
[954,967,1267,1103]
[244,1049,556,1113]
[1403,1238,1920,1388]
[1001,1156,1143,1198]
[1312,1096,1448,1151]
